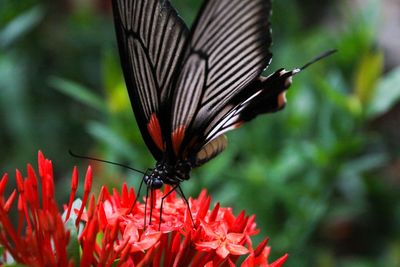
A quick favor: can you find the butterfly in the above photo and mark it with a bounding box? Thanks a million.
[111,0,334,195]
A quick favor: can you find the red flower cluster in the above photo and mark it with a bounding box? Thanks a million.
[0,151,288,266]
[0,152,72,266]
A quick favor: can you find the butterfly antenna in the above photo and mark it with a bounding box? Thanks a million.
[68,149,146,175]
[291,49,337,76]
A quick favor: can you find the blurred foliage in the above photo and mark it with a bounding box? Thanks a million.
[1,0,400,266]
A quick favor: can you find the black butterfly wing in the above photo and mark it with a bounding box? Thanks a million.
[112,0,189,160]
[199,69,295,146]
[169,0,273,156]
[199,50,338,149]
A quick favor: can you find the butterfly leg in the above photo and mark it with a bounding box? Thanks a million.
[176,185,195,229]
[143,186,149,230]
[149,189,156,226]
[128,176,145,214]
[158,184,180,231]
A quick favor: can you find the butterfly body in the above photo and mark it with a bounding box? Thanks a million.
[144,159,192,189]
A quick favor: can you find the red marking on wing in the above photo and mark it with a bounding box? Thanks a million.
[278,91,287,109]
[233,121,244,129]
[171,126,186,155]
[147,114,165,151]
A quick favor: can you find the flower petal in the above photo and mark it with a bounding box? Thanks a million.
[196,240,220,250]
[216,244,230,259]
[227,232,245,243]
[227,243,249,256]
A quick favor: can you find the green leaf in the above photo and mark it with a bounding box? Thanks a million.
[315,74,360,115]
[49,76,106,112]
[0,6,44,48]
[62,199,83,225]
[87,121,137,160]
[63,199,84,264]
[354,49,383,106]
[102,50,131,113]
[65,218,81,264]
[367,67,400,118]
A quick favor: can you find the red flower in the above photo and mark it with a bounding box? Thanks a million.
[0,152,72,266]
[196,220,249,259]
[0,151,288,266]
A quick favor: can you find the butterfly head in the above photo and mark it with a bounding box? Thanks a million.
[143,172,163,189]
[143,160,192,189]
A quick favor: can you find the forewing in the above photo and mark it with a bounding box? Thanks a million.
[112,0,189,159]
[170,0,272,155]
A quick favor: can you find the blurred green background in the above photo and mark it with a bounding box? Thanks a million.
[1,0,400,266]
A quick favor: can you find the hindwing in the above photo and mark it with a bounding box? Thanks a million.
[169,0,273,156]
